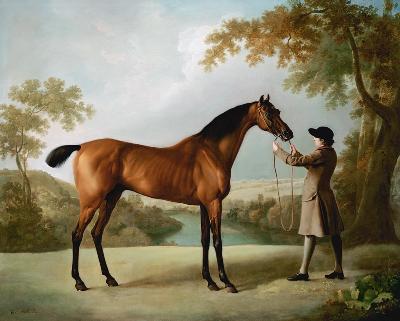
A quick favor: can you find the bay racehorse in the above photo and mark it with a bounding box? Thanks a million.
[46,94,293,293]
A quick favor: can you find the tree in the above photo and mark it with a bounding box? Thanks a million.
[201,0,400,245]
[332,129,360,228]
[0,78,94,205]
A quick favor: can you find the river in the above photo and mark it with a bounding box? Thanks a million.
[154,211,299,246]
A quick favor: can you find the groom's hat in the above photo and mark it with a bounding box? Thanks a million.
[308,126,334,140]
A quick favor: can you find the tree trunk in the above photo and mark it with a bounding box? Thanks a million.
[356,107,378,209]
[345,119,400,246]
[392,157,400,237]
[15,152,32,206]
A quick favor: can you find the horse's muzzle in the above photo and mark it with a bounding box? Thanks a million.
[281,130,294,141]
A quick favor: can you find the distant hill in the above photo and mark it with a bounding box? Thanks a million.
[0,169,77,198]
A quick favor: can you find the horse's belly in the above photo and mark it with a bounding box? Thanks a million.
[123,177,199,205]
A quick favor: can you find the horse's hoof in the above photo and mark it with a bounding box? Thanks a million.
[75,282,88,291]
[106,278,119,287]
[207,283,220,291]
[225,284,238,293]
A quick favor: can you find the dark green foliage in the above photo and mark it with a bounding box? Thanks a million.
[356,271,400,301]
[326,271,400,317]
[226,207,240,222]
[309,271,400,321]
[0,182,61,252]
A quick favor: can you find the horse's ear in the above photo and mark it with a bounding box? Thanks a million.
[266,94,270,102]
[258,95,264,106]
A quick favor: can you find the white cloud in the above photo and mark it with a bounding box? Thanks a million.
[178,25,212,79]
[101,49,127,64]
[94,21,116,37]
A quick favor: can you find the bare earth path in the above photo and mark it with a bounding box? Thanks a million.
[1,245,399,321]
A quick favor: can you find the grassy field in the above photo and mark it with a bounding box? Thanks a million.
[1,244,399,321]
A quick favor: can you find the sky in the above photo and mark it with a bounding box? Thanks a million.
[0,0,365,183]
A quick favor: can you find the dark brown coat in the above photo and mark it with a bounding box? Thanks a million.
[274,145,344,237]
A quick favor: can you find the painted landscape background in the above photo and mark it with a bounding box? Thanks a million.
[1,0,400,321]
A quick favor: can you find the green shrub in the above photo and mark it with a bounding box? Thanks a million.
[0,182,62,252]
[335,271,400,313]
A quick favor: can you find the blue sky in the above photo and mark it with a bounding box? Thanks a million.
[0,0,368,183]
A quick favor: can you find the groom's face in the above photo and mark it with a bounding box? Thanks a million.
[313,137,323,147]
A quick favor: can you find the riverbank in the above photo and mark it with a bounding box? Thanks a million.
[1,244,399,321]
[158,210,304,246]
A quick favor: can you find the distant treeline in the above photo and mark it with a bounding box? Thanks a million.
[222,194,301,232]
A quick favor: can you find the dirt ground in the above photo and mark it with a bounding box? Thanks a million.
[1,244,399,321]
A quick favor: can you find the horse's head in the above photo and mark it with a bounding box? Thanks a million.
[256,94,293,141]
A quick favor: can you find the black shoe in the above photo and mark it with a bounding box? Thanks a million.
[287,272,309,281]
[325,271,345,280]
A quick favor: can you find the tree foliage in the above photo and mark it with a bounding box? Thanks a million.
[0,78,94,204]
[201,0,400,110]
[0,78,94,157]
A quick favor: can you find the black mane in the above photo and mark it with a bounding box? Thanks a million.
[195,103,252,141]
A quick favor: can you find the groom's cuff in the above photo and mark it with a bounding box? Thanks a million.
[274,147,291,164]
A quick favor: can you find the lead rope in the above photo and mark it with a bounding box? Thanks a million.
[273,137,295,231]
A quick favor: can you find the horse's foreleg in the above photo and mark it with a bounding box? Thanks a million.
[200,204,219,291]
[91,188,122,287]
[72,204,99,291]
[207,199,238,293]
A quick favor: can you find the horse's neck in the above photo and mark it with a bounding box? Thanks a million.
[213,104,257,169]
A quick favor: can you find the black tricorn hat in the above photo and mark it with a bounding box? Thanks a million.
[308,126,334,140]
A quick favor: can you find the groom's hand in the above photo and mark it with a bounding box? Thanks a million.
[272,141,280,152]
[290,144,298,156]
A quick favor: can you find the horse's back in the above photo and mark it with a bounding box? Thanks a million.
[119,137,203,204]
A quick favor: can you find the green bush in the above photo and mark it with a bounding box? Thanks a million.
[355,271,400,301]
[0,182,62,252]
[335,271,400,314]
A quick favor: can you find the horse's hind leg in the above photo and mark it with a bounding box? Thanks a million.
[71,199,102,291]
[91,187,123,287]
[200,204,219,291]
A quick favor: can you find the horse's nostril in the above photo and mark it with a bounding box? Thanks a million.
[284,130,294,139]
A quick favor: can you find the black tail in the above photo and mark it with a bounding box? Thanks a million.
[45,145,81,168]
